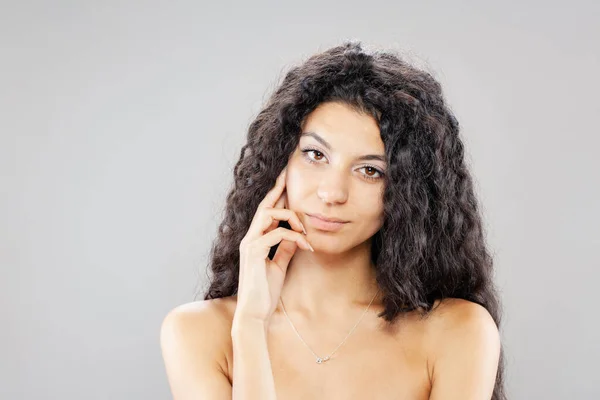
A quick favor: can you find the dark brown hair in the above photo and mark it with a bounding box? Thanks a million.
[196,40,506,399]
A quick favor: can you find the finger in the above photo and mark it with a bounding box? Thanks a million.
[271,239,298,274]
[264,218,279,235]
[257,166,287,210]
[265,183,286,234]
[273,190,285,209]
[248,208,307,239]
[251,227,313,258]
[268,191,285,233]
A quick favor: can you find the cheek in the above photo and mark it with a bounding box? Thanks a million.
[364,197,384,218]
[284,164,309,208]
[355,188,385,221]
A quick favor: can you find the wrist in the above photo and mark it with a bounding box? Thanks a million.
[231,314,268,337]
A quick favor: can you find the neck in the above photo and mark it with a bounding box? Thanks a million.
[277,239,382,322]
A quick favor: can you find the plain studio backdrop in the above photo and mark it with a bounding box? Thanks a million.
[1,1,598,399]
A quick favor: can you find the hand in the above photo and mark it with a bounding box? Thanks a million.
[234,166,314,325]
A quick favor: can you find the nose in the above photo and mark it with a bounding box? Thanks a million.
[317,168,349,204]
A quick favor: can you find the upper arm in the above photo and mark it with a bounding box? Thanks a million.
[428,300,501,400]
[160,301,233,400]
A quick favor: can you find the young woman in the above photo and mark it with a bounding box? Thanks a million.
[161,41,506,400]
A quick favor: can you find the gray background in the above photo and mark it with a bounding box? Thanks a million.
[1,1,598,399]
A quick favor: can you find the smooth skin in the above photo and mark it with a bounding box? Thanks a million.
[161,102,501,399]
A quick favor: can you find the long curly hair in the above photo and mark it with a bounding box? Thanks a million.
[197,41,506,399]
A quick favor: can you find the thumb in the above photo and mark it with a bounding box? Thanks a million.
[271,239,297,274]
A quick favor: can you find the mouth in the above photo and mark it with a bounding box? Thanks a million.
[305,213,349,232]
[306,213,349,223]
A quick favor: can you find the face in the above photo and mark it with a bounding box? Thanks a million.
[284,101,386,253]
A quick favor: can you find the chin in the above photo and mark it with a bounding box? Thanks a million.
[308,237,358,253]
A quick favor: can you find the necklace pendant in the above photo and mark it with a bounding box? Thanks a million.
[316,356,330,364]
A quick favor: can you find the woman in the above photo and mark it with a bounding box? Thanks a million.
[161,41,506,399]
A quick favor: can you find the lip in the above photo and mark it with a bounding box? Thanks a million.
[307,213,349,223]
[306,213,349,232]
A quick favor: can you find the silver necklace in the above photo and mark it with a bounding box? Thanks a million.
[279,289,380,364]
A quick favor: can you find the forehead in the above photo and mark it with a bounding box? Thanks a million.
[300,102,384,151]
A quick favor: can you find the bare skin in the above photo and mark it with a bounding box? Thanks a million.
[221,294,434,399]
[160,102,500,399]
[163,294,498,399]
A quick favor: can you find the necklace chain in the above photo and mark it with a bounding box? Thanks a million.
[278,289,380,364]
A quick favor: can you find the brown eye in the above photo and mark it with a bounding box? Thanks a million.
[301,147,384,182]
[359,166,384,181]
[301,148,326,164]
[365,167,377,176]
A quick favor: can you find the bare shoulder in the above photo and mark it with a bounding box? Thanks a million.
[424,297,500,352]
[424,298,501,399]
[161,296,237,334]
[161,295,237,362]
[160,296,238,400]
[417,298,496,358]
[427,297,498,330]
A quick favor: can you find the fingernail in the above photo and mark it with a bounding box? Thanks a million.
[307,241,314,252]
[301,223,307,235]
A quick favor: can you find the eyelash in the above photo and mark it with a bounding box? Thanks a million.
[300,147,385,182]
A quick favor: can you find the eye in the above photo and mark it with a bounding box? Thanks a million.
[359,166,384,181]
[302,148,326,163]
[300,148,385,182]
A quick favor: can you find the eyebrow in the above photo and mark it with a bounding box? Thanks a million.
[300,131,387,163]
